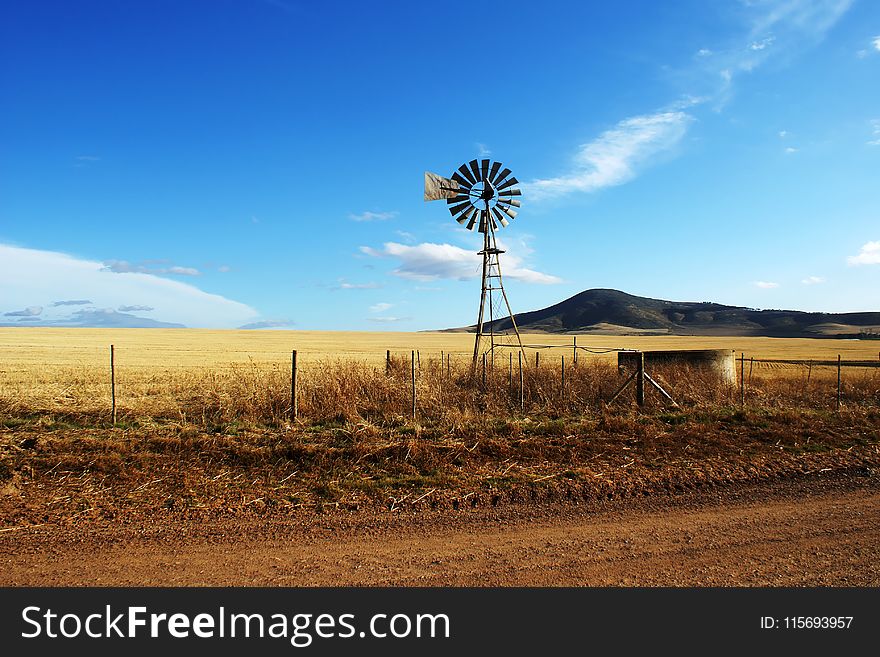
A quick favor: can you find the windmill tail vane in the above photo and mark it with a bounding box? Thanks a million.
[424,158,526,369]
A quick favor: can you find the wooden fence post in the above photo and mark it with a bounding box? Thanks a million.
[386,349,391,375]
[573,336,577,365]
[535,351,539,369]
[110,344,116,424]
[636,351,645,407]
[740,353,745,408]
[748,357,754,385]
[836,354,841,411]
[417,350,421,370]
[518,351,524,412]
[411,350,416,419]
[290,350,298,421]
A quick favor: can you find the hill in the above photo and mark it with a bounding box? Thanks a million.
[449,289,880,338]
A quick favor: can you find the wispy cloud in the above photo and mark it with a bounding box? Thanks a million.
[361,241,561,284]
[0,243,257,328]
[52,299,92,306]
[784,146,798,154]
[348,210,398,222]
[754,281,780,289]
[801,276,825,285]
[847,241,880,266]
[102,260,201,276]
[118,304,154,312]
[476,143,491,157]
[238,319,296,329]
[367,316,411,324]
[868,119,880,146]
[369,302,392,313]
[337,279,381,290]
[4,305,42,317]
[874,35,880,51]
[525,111,693,201]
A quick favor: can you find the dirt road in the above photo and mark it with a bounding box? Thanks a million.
[2,476,878,586]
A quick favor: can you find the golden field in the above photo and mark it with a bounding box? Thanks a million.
[1,327,878,422]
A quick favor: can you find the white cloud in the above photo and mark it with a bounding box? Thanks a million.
[697,48,712,57]
[784,146,798,153]
[749,36,775,51]
[367,316,411,323]
[754,281,780,289]
[874,35,880,51]
[0,244,258,328]
[118,304,154,312]
[3,305,43,317]
[102,260,201,276]
[360,241,561,284]
[337,280,381,289]
[369,302,392,313]
[801,276,825,285]
[847,241,880,266]
[778,130,788,138]
[524,111,693,201]
[348,210,398,222]
[868,119,880,146]
[476,143,492,156]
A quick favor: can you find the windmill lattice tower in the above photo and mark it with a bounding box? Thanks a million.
[424,158,525,368]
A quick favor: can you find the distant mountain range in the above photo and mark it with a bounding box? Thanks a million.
[447,289,880,338]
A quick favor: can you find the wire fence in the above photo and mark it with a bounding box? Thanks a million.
[1,343,879,427]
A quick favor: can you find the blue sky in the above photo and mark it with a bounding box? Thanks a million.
[1,0,878,330]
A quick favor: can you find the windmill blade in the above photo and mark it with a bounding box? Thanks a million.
[498,205,518,219]
[480,159,490,182]
[466,212,478,231]
[489,215,498,231]
[492,167,512,184]
[447,200,472,216]
[424,172,460,201]
[491,206,509,227]
[498,216,510,228]
[496,176,519,191]
[456,206,476,225]
[469,159,482,182]
[446,192,472,203]
[457,164,477,185]
[489,161,502,182]
[478,210,488,233]
[451,172,473,189]
[498,188,522,197]
[497,198,521,208]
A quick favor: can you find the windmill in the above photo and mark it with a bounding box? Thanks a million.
[424,158,525,368]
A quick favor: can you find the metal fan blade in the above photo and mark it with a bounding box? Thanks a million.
[469,159,481,182]
[456,206,476,225]
[451,171,473,189]
[490,216,498,231]
[498,188,522,197]
[478,211,488,233]
[489,161,502,182]
[493,167,512,185]
[498,205,517,219]
[491,207,509,228]
[448,201,472,216]
[466,213,478,231]
[457,165,476,185]
[480,159,490,182]
[446,193,471,204]
[424,171,460,201]
[496,176,519,191]
[497,198,521,208]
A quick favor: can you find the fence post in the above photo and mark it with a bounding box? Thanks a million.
[518,351,524,412]
[573,336,577,365]
[447,352,450,379]
[748,357,754,385]
[636,351,645,407]
[836,354,841,411]
[740,353,745,408]
[417,350,421,370]
[386,349,391,375]
[110,344,116,425]
[291,350,298,421]
[535,351,539,369]
[411,350,417,419]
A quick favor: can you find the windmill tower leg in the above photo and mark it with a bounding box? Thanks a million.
[472,215,491,370]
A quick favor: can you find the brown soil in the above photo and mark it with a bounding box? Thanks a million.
[2,473,878,586]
